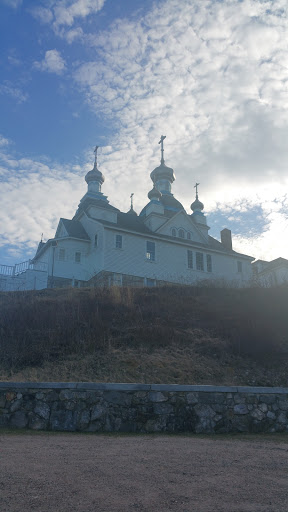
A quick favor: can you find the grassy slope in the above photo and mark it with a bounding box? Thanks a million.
[0,285,287,386]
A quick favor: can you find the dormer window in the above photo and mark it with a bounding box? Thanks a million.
[179,229,185,238]
[172,228,176,237]
[187,232,191,240]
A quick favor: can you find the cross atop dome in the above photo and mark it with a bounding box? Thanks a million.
[158,135,166,164]
[94,145,99,169]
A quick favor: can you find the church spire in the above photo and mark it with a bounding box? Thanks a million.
[82,146,108,203]
[150,136,175,195]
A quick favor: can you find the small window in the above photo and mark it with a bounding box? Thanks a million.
[115,234,122,249]
[146,278,156,287]
[172,228,176,237]
[187,232,191,240]
[75,252,81,263]
[59,248,65,261]
[179,229,185,239]
[237,261,243,273]
[187,250,193,269]
[206,254,212,272]
[146,241,155,261]
[94,234,98,247]
[196,252,204,271]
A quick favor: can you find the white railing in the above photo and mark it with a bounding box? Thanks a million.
[0,260,48,276]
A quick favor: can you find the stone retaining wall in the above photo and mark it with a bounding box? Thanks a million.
[0,383,288,434]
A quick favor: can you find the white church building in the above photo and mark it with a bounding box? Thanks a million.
[0,137,262,291]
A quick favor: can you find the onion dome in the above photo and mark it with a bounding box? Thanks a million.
[85,164,104,186]
[150,135,175,193]
[148,185,162,201]
[85,145,104,186]
[191,182,204,212]
[150,162,175,186]
[191,196,204,212]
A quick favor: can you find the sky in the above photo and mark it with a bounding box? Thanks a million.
[0,0,288,267]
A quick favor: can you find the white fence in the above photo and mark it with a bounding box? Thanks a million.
[0,260,48,291]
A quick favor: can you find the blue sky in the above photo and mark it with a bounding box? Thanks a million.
[1,0,288,266]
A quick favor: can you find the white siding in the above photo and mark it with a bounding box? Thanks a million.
[103,228,253,285]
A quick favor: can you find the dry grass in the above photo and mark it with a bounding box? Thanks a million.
[0,284,288,386]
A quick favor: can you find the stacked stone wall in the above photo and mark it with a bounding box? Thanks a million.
[0,383,287,434]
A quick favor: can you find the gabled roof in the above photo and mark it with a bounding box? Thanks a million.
[59,218,90,240]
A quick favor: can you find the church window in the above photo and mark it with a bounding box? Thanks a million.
[75,252,81,263]
[179,229,185,238]
[187,232,191,240]
[187,250,193,269]
[59,248,65,261]
[237,261,243,273]
[115,234,122,249]
[172,228,176,237]
[146,241,155,261]
[206,254,212,272]
[196,252,204,271]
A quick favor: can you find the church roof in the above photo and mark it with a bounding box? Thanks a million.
[74,197,120,218]
[140,194,185,218]
[60,218,90,240]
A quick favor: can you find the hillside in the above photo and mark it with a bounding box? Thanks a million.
[0,285,288,386]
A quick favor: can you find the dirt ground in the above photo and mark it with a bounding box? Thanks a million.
[0,433,287,512]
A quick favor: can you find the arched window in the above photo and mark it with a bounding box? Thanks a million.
[172,228,176,237]
[187,232,191,240]
[179,229,185,239]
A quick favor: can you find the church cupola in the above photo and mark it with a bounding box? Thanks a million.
[191,183,207,226]
[191,182,204,213]
[148,185,162,201]
[85,145,105,195]
[150,135,175,195]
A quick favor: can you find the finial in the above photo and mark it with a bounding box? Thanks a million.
[41,233,43,243]
[158,135,166,164]
[130,192,134,210]
[94,145,99,168]
[194,182,200,199]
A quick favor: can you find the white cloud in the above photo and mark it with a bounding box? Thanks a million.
[0,135,10,147]
[31,0,106,41]
[0,81,28,103]
[34,49,66,74]
[0,146,85,262]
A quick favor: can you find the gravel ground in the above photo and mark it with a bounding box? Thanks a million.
[0,433,287,512]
